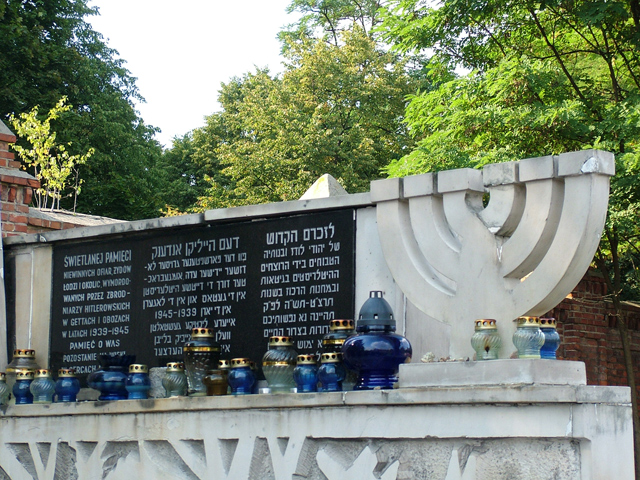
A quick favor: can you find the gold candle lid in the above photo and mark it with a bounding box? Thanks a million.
[16,369,34,379]
[13,349,35,358]
[129,364,148,374]
[516,316,541,327]
[0,372,5,381]
[474,319,498,330]
[35,369,52,378]
[269,336,293,346]
[297,354,317,365]
[58,368,76,377]
[166,362,185,372]
[230,358,251,368]
[218,359,230,370]
[191,328,214,338]
[329,319,354,331]
[540,317,557,328]
[320,352,342,363]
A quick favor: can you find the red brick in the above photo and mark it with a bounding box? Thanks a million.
[13,224,28,233]
[23,187,33,205]
[0,132,16,143]
[28,217,42,227]
[2,223,14,232]
[62,222,77,230]
[1,201,15,212]
[50,221,62,229]
[15,204,29,213]
[9,214,28,224]
[7,186,17,202]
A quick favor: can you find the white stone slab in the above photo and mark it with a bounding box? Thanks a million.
[398,359,587,388]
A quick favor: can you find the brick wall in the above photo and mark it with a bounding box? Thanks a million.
[0,124,38,236]
[546,270,640,398]
[0,120,88,236]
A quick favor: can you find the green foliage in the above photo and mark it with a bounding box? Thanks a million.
[1,0,164,220]
[10,97,94,211]
[379,0,640,301]
[280,0,384,46]
[183,29,414,210]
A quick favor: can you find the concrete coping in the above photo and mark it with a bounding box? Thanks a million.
[0,384,630,419]
[3,193,373,246]
[399,359,588,388]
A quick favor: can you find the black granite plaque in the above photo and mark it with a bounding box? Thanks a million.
[49,209,356,383]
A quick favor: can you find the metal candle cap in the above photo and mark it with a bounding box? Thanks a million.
[129,364,148,374]
[329,319,354,331]
[0,372,5,381]
[516,316,541,327]
[320,352,342,363]
[474,319,498,330]
[35,369,52,378]
[218,359,230,370]
[16,369,34,379]
[540,317,557,328]
[166,362,184,372]
[269,336,293,346]
[230,358,251,368]
[191,328,214,337]
[297,354,316,365]
[12,349,35,358]
[58,368,76,377]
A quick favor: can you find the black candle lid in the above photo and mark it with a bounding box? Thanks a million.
[357,291,395,328]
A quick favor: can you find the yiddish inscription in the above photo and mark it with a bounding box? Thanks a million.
[49,210,355,381]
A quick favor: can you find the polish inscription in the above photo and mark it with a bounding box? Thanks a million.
[49,209,355,381]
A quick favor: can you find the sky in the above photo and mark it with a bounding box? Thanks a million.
[88,0,299,148]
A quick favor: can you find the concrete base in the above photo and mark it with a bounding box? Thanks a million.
[399,359,587,388]
[0,384,632,480]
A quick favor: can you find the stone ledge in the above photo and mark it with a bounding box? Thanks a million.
[399,359,587,388]
[205,192,372,222]
[0,384,629,419]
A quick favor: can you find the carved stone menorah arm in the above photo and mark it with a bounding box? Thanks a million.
[371,150,615,357]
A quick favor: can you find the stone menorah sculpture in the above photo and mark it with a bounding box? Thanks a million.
[371,150,615,358]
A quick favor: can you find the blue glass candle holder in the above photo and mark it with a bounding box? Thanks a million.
[540,318,561,359]
[87,354,134,401]
[227,358,255,395]
[318,353,345,392]
[13,369,34,404]
[55,368,80,402]
[126,364,151,399]
[30,369,55,404]
[342,291,412,390]
[293,355,318,393]
[323,319,357,390]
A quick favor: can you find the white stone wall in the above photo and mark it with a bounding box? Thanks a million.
[0,384,632,480]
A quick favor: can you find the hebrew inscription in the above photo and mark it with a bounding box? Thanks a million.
[49,210,355,382]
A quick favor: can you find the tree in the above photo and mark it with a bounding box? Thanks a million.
[0,0,165,220]
[280,0,384,45]
[10,97,93,211]
[187,29,414,209]
[379,0,640,473]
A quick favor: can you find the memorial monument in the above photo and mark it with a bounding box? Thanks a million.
[0,150,633,479]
